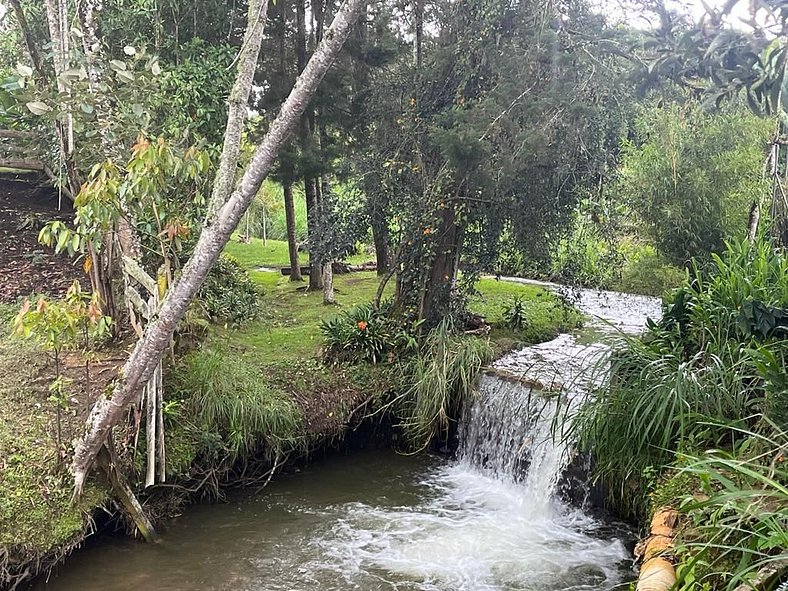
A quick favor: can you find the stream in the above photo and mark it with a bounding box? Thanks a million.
[35,282,661,591]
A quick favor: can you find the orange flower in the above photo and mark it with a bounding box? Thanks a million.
[357,320,368,331]
[423,227,432,236]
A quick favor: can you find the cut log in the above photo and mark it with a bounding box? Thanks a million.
[0,129,36,139]
[280,262,377,275]
[0,158,45,171]
[281,265,313,276]
[348,262,377,272]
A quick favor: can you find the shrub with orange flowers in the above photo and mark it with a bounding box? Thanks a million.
[320,303,419,365]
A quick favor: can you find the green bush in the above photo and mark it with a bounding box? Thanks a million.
[394,321,493,450]
[616,103,771,267]
[320,303,417,365]
[550,218,622,288]
[617,242,685,296]
[502,296,530,330]
[573,238,788,520]
[197,255,261,325]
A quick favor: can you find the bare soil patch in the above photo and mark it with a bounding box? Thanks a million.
[0,177,85,304]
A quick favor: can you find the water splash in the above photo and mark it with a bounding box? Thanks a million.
[309,286,661,590]
[313,365,633,589]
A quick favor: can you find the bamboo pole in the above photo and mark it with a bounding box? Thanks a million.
[635,508,678,591]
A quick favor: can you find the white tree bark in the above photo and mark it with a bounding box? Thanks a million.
[72,0,368,496]
[322,262,335,304]
[43,0,80,194]
[206,0,270,218]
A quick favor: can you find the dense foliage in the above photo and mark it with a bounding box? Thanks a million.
[617,103,772,267]
[574,238,788,587]
[197,255,262,325]
[1,0,787,587]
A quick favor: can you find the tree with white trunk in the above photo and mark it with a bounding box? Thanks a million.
[71,0,368,497]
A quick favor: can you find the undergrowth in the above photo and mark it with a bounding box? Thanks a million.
[171,348,304,470]
[392,321,493,450]
[572,238,788,588]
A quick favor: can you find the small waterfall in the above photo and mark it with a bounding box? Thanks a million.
[307,285,662,590]
[458,376,569,511]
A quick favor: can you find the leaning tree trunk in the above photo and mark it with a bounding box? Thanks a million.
[72,0,368,497]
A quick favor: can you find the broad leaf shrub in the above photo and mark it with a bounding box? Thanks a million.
[503,295,530,331]
[573,238,788,522]
[197,254,261,326]
[320,303,418,364]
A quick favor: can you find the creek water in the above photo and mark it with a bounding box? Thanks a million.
[36,282,661,591]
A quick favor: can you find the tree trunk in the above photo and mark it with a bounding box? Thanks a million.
[284,182,302,280]
[9,0,45,83]
[322,262,335,304]
[41,0,81,197]
[419,206,463,327]
[747,199,760,243]
[206,0,270,218]
[413,0,424,70]
[305,176,323,289]
[72,0,369,497]
[295,0,322,291]
[371,203,392,274]
[319,172,333,303]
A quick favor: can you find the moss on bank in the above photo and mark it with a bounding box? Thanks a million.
[0,305,108,589]
[0,239,582,588]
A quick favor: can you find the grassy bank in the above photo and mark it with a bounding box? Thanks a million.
[0,238,581,588]
[0,304,108,589]
[573,240,788,590]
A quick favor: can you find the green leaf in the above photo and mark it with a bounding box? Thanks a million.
[132,103,144,117]
[116,70,135,84]
[16,63,33,78]
[80,103,94,114]
[25,101,51,116]
[109,60,127,72]
[60,68,83,81]
[55,230,69,253]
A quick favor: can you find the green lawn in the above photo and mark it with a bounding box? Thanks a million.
[224,236,372,271]
[218,239,582,364]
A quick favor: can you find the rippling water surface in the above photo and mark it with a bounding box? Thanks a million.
[37,284,661,591]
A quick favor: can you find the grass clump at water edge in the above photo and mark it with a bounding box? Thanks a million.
[391,321,494,451]
[170,347,305,472]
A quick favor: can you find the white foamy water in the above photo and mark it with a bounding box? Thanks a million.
[312,463,630,591]
[304,284,662,591]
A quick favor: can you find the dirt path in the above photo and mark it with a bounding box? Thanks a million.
[0,177,85,303]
